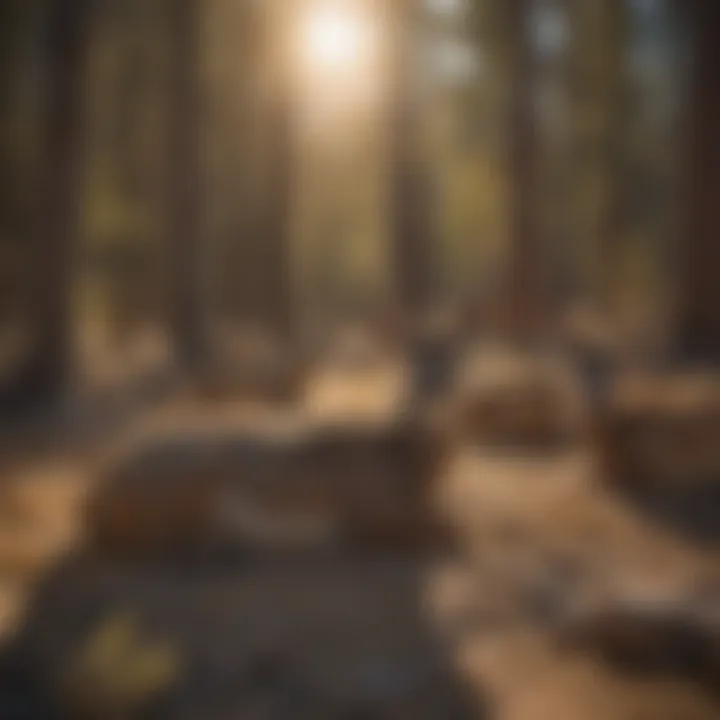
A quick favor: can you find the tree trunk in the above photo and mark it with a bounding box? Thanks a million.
[388,0,436,328]
[257,1,295,340]
[595,0,626,312]
[505,0,542,341]
[679,0,720,363]
[167,0,205,370]
[4,0,91,409]
[565,0,626,312]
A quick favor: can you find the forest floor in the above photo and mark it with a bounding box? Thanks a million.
[0,357,718,719]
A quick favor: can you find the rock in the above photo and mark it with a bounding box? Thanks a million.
[560,597,720,694]
[593,372,720,489]
[85,413,455,559]
[452,349,582,450]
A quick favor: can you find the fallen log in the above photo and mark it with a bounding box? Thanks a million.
[593,372,720,489]
[559,595,720,696]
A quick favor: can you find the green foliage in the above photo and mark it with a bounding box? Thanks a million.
[58,611,181,718]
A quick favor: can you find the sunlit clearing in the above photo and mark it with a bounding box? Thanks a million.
[299,2,375,82]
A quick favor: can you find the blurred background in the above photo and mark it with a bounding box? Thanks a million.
[0,1,719,718]
[0,0,709,398]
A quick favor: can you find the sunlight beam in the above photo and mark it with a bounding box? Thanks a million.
[298,2,375,82]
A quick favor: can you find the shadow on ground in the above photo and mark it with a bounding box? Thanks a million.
[613,484,720,545]
[0,550,489,719]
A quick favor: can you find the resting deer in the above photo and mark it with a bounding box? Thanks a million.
[85,332,460,558]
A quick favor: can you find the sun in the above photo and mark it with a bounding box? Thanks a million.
[299,2,374,80]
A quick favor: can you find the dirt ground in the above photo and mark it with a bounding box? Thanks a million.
[0,363,718,719]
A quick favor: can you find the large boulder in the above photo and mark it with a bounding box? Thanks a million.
[85,412,455,559]
[593,372,720,489]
